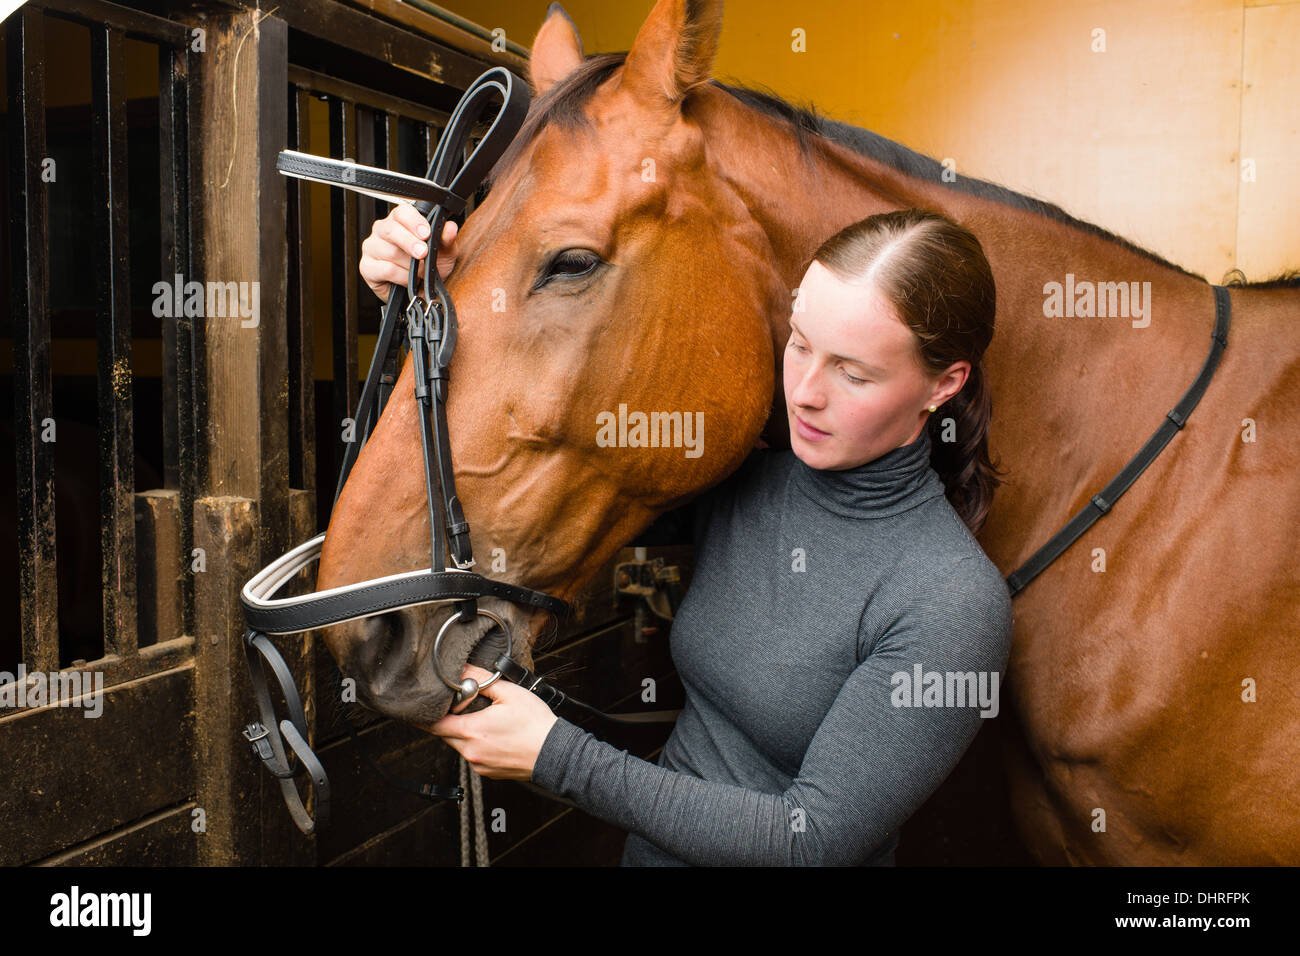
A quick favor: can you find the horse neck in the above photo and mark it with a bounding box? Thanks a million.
[703,94,1220,561]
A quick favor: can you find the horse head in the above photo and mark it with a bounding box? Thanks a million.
[314,0,780,726]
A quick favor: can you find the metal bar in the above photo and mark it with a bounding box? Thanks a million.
[7,7,60,674]
[287,86,317,494]
[355,103,379,241]
[329,98,360,455]
[255,14,290,571]
[286,65,450,129]
[187,42,209,504]
[355,104,380,338]
[91,22,138,658]
[159,44,180,492]
[385,110,400,174]
[155,45,188,646]
[175,45,198,636]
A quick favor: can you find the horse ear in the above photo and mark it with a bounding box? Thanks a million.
[621,0,723,110]
[530,2,585,95]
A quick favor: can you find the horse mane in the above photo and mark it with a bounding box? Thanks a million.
[488,51,1298,288]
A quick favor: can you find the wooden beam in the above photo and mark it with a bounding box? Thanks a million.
[32,0,193,47]
[0,664,197,865]
[272,0,494,92]
[287,65,451,129]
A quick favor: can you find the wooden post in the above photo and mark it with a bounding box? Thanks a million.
[192,495,263,864]
[135,489,183,646]
[191,7,290,570]
[189,6,295,864]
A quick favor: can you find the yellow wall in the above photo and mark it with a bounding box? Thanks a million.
[436,0,1299,283]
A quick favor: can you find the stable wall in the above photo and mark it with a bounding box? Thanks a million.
[437,0,1298,283]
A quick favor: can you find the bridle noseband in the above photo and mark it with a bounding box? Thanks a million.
[241,68,677,835]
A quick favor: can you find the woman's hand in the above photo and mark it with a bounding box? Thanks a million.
[428,664,559,782]
[358,205,459,301]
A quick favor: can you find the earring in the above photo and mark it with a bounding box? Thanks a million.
[927,405,937,413]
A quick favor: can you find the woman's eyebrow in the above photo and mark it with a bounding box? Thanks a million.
[789,320,887,375]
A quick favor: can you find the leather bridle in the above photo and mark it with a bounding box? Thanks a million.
[240,68,677,836]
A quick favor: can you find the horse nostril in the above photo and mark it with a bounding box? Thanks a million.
[353,612,417,696]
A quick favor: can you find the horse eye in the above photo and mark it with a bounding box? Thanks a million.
[542,250,601,283]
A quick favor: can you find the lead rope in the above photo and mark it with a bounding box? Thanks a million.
[458,756,491,866]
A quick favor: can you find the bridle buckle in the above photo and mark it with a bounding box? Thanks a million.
[242,721,275,763]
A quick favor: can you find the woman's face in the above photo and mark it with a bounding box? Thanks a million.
[784,261,969,471]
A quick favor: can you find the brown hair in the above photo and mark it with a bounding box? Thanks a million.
[810,208,1004,533]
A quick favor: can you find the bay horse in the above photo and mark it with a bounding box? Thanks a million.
[316,0,1300,864]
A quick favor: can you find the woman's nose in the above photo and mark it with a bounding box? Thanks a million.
[791,364,826,408]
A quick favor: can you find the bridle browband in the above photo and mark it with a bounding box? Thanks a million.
[241,68,677,836]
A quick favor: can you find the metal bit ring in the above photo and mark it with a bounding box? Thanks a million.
[432,607,511,694]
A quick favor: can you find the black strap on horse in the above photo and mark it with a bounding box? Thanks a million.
[1004,284,1232,596]
[240,68,678,837]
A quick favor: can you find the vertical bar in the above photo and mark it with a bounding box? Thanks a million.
[354,104,379,227]
[284,90,320,867]
[170,46,197,642]
[159,45,180,492]
[161,43,195,637]
[255,16,290,571]
[354,103,379,342]
[286,85,317,494]
[328,98,359,448]
[7,7,60,674]
[91,24,138,659]
[385,111,399,174]
[187,42,209,505]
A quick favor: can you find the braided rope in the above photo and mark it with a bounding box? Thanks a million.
[458,756,491,867]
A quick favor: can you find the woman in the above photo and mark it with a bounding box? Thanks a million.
[360,206,1013,866]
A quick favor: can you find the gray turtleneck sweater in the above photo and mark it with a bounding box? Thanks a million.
[529,431,1013,866]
